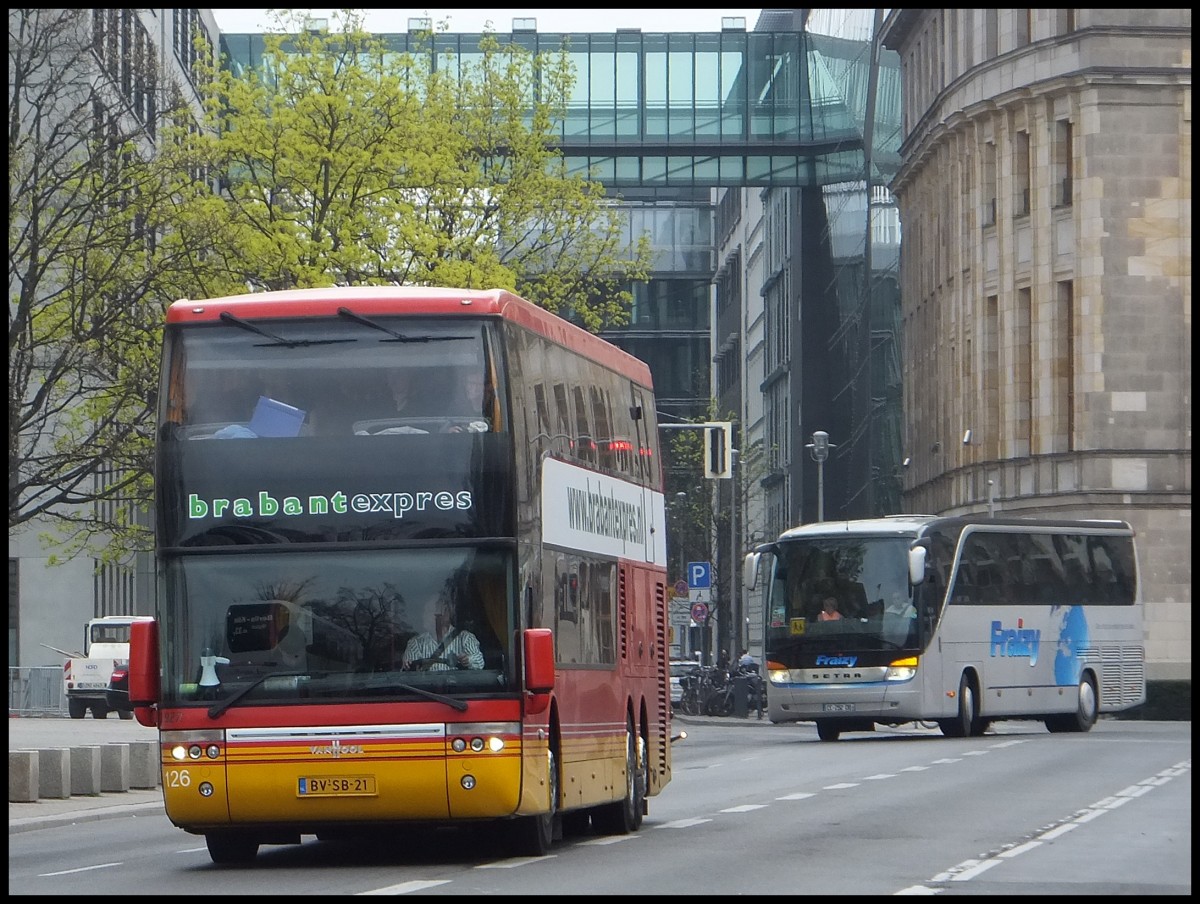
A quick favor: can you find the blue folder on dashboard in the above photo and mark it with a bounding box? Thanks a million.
[248,396,306,437]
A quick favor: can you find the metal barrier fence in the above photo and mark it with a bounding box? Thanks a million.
[8,666,67,717]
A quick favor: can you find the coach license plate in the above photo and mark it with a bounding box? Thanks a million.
[822,703,855,713]
[298,775,377,797]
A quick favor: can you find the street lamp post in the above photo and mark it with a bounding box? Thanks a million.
[805,430,837,522]
[729,449,739,658]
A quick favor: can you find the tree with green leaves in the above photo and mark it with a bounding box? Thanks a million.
[8,9,221,561]
[173,9,651,330]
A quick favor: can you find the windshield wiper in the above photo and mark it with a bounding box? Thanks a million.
[336,306,470,343]
[219,311,356,348]
[207,670,307,719]
[347,673,469,711]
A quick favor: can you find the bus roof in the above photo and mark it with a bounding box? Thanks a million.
[775,514,1134,542]
[166,286,653,386]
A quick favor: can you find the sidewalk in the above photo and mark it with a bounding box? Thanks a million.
[9,787,165,834]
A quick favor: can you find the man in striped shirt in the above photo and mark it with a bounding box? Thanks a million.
[402,593,484,671]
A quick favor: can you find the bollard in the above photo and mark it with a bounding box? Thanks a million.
[732,675,749,718]
[37,747,72,799]
[70,745,103,796]
[128,740,162,789]
[100,743,131,792]
[9,750,39,802]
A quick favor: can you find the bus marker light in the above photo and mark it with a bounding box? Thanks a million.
[488,737,504,752]
[470,737,485,752]
[461,775,476,790]
[199,782,214,797]
[452,738,466,752]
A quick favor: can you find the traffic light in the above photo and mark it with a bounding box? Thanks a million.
[703,421,733,479]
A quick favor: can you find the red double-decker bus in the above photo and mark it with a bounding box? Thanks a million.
[129,286,673,863]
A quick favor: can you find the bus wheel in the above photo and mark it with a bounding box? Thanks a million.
[1046,674,1099,733]
[205,830,260,865]
[815,720,841,742]
[939,674,978,738]
[516,748,558,856]
[593,719,644,835]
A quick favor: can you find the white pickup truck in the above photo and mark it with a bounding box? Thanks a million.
[45,615,153,719]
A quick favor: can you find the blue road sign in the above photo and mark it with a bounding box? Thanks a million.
[687,561,711,589]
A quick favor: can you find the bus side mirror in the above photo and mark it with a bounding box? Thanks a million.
[743,552,761,591]
[523,628,555,694]
[128,619,160,727]
[909,545,928,586]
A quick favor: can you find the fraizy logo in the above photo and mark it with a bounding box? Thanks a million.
[989,618,1040,665]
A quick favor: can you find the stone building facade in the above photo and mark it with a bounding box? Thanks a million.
[881,9,1191,682]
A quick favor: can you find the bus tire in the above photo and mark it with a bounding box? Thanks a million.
[939,674,978,738]
[1046,673,1098,733]
[205,830,260,864]
[516,747,558,856]
[815,720,841,741]
[593,719,645,835]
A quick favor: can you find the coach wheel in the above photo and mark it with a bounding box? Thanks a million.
[205,830,260,865]
[516,746,559,856]
[939,674,978,738]
[815,720,841,742]
[593,718,645,835]
[1046,673,1099,733]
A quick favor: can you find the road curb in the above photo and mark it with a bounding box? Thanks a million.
[9,795,165,834]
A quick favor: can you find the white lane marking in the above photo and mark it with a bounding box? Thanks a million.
[998,841,1041,858]
[1037,823,1078,841]
[894,885,943,895]
[900,765,930,773]
[910,759,1191,892]
[476,855,556,869]
[776,792,816,800]
[863,773,897,780]
[357,880,452,894]
[577,835,638,845]
[952,859,1003,880]
[39,863,122,876]
[823,782,859,790]
[656,817,713,828]
[720,804,769,813]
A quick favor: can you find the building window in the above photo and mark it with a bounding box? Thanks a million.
[985,9,998,58]
[1014,131,1030,216]
[984,295,999,456]
[1055,9,1076,36]
[1054,120,1074,207]
[1054,280,1075,451]
[1016,9,1032,47]
[982,141,997,226]
[1014,288,1032,456]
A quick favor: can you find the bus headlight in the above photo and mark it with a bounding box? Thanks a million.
[885,656,919,681]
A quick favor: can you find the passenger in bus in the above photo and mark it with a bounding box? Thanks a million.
[401,593,484,671]
[818,596,843,621]
[443,368,491,434]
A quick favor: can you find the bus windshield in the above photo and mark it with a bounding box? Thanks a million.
[159,547,513,710]
[766,536,920,656]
